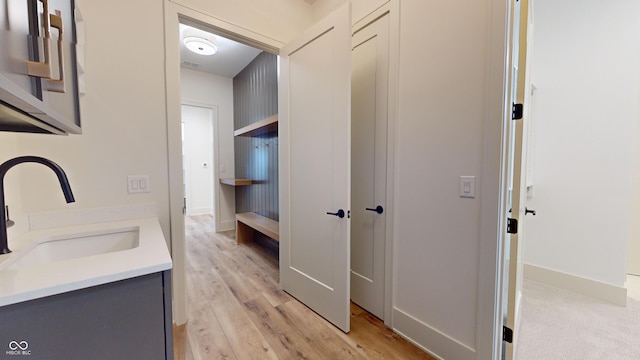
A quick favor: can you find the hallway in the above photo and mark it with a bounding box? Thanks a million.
[173,215,434,359]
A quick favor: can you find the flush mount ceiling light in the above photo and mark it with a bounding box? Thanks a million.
[183,36,218,56]
[182,26,219,56]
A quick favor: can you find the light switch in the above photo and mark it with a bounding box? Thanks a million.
[460,176,476,198]
[128,175,151,194]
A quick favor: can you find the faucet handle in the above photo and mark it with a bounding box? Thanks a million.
[5,206,15,228]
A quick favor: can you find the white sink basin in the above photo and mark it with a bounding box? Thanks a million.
[0,217,171,307]
[4,227,140,270]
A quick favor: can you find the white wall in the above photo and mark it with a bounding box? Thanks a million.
[180,68,236,230]
[351,0,388,23]
[311,0,390,26]
[525,0,640,287]
[13,0,171,241]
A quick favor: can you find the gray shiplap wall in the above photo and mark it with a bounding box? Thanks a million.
[233,52,279,221]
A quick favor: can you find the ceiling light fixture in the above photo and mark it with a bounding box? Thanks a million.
[183,36,218,56]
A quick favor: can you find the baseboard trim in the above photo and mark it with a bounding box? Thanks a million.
[187,208,213,216]
[523,263,627,306]
[218,219,235,232]
[392,307,475,360]
[173,322,187,331]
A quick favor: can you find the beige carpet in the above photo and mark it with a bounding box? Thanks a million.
[516,276,640,359]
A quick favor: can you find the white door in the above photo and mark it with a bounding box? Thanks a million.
[350,13,389,320]
[279,4,352,333]
[182,104,215,216]
[502,0,534,358]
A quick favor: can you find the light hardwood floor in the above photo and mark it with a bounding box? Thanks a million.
[174,215,435,360]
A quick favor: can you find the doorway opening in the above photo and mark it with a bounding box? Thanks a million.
[178,21,265,236]
[181,104,217,222]
[499,0,640,358]
[167,1,400,343]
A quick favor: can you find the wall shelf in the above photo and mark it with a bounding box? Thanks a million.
[234,114,278,137]
[220,179,253,186]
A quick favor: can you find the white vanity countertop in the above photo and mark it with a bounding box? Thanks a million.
[0,217,172,307]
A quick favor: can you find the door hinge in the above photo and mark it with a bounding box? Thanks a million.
[503,326,513,343]
[507,218,518,234]
[512,103,523,120]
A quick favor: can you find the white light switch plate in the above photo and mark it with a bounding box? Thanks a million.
[128,175,150,194]
[460,176,476,198]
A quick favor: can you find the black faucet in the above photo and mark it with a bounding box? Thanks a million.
[0,156,75,254]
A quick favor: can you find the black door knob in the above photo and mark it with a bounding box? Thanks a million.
[326,209,345,218]
[365,205,384,214]
[525,207,536,216]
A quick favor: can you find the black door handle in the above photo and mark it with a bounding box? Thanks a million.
[326,209,345,218]
[525,207,536,216]
[365,205,384,214]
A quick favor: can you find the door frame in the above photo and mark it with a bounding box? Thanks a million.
[481,0,516,359]
[351,1,399,327]
[502,0,534,357]
[164,2,284,325]
[181,102,219,223]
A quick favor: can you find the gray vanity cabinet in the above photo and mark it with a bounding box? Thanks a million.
[0,0,81,134]
[0,271,173,360]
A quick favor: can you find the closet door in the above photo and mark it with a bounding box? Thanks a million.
[278,3,352,332]
[350,13,389,320]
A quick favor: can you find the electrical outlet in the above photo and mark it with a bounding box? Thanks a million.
[128,175,150,194]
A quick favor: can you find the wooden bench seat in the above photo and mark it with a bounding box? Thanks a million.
[235,212,279,245]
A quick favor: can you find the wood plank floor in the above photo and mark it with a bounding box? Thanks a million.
[174,215,435,360]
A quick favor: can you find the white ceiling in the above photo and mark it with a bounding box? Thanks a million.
[179,24,262,78]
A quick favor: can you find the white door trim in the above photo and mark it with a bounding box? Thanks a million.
[478,0,513,359]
